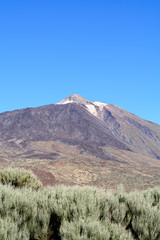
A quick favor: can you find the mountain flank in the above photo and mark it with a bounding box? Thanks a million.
[0,94,160,190]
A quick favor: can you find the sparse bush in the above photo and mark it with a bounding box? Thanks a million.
[0,168,42,190]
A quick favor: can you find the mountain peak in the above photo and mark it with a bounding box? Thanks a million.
[57,94,108,106]
[66,94,87,102]
[57,94,109,119]
[57,94,88,105]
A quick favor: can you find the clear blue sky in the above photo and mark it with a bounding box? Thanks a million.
[0,0,160,124]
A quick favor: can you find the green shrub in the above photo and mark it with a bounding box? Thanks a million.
[0,168,42,190]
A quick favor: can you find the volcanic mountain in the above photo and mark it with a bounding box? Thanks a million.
[0,94,160,190]
[58,95,160,159]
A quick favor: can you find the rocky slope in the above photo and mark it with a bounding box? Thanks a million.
[57,95,160,159]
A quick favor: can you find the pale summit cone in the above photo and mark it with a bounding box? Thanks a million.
[57,94,108,118]
[57,94,90,104]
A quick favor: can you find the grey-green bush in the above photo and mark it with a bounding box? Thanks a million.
[0,168,42,190]
[0,168,160,239]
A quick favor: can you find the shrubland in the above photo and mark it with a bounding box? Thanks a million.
[0,168,160,240]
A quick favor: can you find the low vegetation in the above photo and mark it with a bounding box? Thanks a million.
[0,168,42,190]
[0,168,160,240]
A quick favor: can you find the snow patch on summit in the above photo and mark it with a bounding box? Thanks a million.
[57,99,79,105]
[84,102,108,117]
[93,102,107,107]
[85,103,98,116]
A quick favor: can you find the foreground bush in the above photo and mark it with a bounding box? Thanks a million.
[0,168,42,190]
[0,168,160,239]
